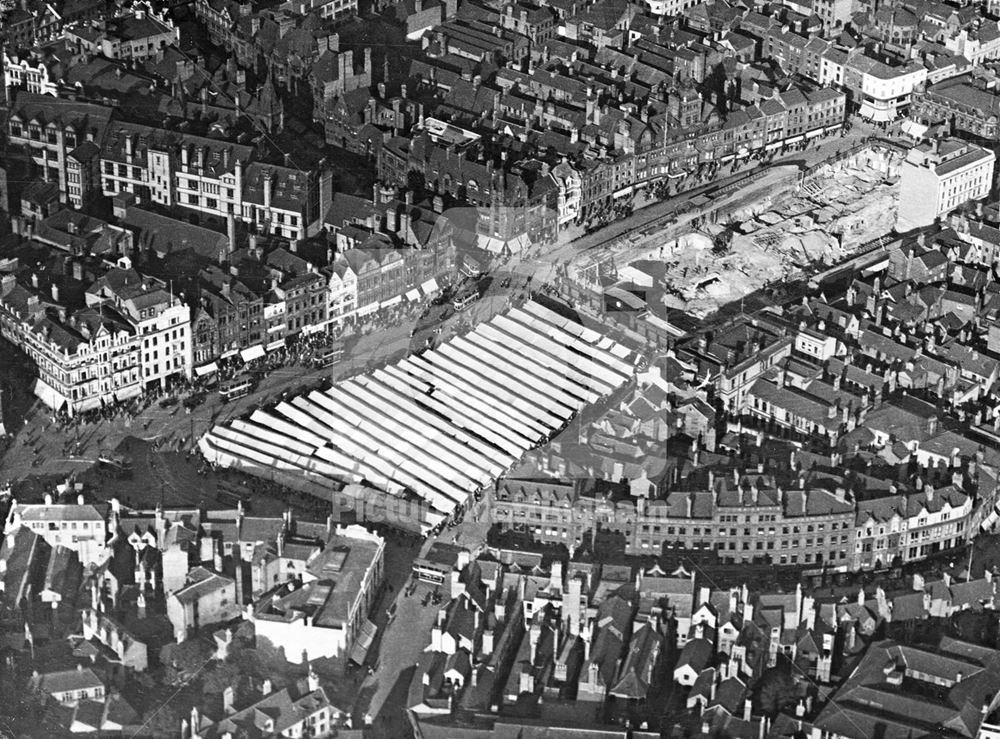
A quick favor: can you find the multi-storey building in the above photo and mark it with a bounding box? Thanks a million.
[1,0,62,50]
[5,496,110,566]
[7,93,111,208]
[188,674,343,739]
[492,476,858,570]
[853,486,972,570]
[0,273,143,415]
[63,3,179,61]
[191,267,265,366]
[86,268,192,390]
[248,526,385,664]
[3,52,59,96]
[818,50,927,122]
[896,137,995,231]
[325,261,358,326]
[272,271,328,337]
[677,317,794,415]
[100,122,324,241]
[912,76,1000,142]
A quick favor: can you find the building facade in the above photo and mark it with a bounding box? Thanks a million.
[896,137,995,231]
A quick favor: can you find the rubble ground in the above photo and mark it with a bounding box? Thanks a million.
[623,148,904,318]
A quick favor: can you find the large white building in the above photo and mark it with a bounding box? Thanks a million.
[100,123,323,242]
[86,266,193,389]
[4,496,110,566]
[897,137,996,231]
[3,53,59,96]
[819,51,927,122]
[0,273,144,415]
[248,525,384,664]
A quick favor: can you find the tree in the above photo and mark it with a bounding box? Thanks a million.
[160,638,216,686]
[141,701,185,739]
[755,662,798,716]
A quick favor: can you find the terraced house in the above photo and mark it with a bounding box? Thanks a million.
[492,474,858,569]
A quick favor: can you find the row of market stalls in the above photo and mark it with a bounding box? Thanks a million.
[197,301,638,533]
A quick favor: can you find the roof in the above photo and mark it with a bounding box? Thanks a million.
[123,208,228,261]
[171,566,233,604]
[815,637,1000,739]
[32,666,104,695]
[15,501,107,522]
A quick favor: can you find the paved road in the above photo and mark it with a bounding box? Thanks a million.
[354,494,492,736]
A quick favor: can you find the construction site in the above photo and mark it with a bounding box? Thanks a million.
[575,143,907,319]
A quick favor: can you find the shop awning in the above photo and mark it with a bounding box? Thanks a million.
[349,619,378,665]
[901,119,928,138]
[241,345,265,362]
[357,302,379,317]
[381,295,403,309]
[786,135,805,144]
[266,339,285,351]
[194,362,219,377]
[301,324,324,336]
[720,154,735,162]
[806,128,823,138]
[406,289,421,302]
[34,378,65,411]
[859,104,895,123]
[765,142,782,151]
[221,349,238,359]
[77,396,102,413]
[420,278,440,295]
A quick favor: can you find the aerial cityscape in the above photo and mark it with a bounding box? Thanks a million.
[5,0,1000,735]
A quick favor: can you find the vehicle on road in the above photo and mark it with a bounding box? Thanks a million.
[219,376,253,403]
[98,451,133,478]
[314,341,345,368]
[452,293,479,311]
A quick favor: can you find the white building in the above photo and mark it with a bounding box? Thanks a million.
[188,670,344,739]
[945,23,1000,66]
[86,266,193,389]
[166,566,239,642]
[552,160,582,229]
[644,0,698,15]
[0,273,144,415]
[4,496,110,566]
[64,3,179,62]
[824,53,928,122]
[248,525,384,664]
[3,53,58,96]
[326,262,358,326]
[897,137,995,231]
[100,124,322,242]
[31,666,105,706]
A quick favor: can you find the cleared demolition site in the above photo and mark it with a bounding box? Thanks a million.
[575,143,906,319]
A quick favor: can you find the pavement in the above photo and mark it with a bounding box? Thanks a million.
[354,493,492,736]
[0,121,893,737]
[527,122,879,275]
